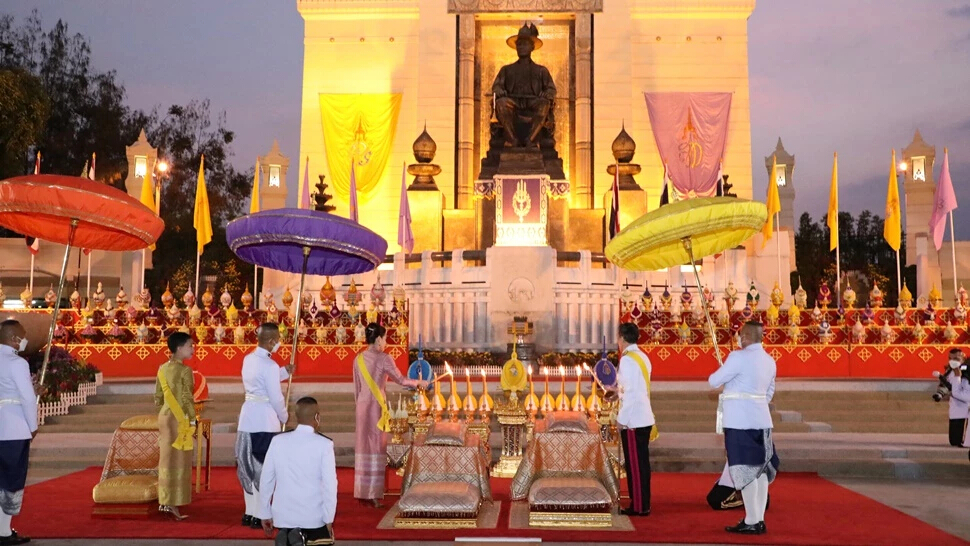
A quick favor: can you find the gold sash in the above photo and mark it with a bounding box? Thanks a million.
[157,365,195,451]
[626,351,660,442]
[356,353,391,432]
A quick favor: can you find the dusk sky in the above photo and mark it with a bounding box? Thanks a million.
[5,0,970,238]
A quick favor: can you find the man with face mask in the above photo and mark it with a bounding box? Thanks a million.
[0,319,37,544]
[943,349,969,447]
[258,396,337,545]
[236,322,292,529]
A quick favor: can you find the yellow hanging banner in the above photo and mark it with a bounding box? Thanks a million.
[319,93,402,204]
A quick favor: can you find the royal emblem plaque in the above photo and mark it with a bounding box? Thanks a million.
[495,175,549,247]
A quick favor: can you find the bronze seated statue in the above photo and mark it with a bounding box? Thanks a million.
[480,23,565,180]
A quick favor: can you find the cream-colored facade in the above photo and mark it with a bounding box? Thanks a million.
[296,0,756,253]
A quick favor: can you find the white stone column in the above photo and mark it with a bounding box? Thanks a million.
[457,14,476,209]
[574,13,593,207]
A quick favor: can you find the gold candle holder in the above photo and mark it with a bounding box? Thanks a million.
[555,364,569,411]
[570,365,586,412]
[478,368,494,420]
[540,367,555,414]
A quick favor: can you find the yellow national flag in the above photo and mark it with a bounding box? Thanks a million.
[139,159,156,251]
[193,155,213,255]
[884,149,902,251]
[763,154,781,247]
[827,152,839,251]
[250,158,261,214]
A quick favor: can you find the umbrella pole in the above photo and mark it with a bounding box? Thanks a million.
[682,237,724,367]
[284,246,311,410]
[38,219,80,398]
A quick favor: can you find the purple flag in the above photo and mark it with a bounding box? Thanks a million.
[930,148,958,251]
[300,156,311,209]
[349,160,359,223]
[397,162,414,253]
[643,92,732,197]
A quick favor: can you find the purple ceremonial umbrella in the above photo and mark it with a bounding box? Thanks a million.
[226,207,388,404]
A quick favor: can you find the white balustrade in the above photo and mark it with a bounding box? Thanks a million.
[261,248,755,354]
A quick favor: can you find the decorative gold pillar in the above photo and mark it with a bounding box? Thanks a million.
[457,14,476,209]
[574,13,593,208]
[603,125,646,234]
[407,127,444,253]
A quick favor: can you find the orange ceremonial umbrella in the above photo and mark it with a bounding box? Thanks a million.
[0,174,164,391]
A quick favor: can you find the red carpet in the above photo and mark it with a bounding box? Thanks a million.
[19,467,968,545]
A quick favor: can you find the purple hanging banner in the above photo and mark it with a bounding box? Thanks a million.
[643,92,732,198]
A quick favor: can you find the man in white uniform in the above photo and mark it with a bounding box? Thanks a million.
[606,322,655,516]
[0,320,37,545]
[947,351,970,448]
[259,396,337,545]
[237,322,291,529]
[708,320,779,536]
[939,349,968,446]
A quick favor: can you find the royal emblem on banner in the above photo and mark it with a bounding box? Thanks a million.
[644,92,732,197]
[512,179,532,222]
[678,112,703,169]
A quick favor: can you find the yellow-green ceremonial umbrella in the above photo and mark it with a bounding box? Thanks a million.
[605,197,767,366]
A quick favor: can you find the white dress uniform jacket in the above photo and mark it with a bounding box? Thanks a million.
[258,424,338,529]
[616,346,656,429]
[949,374,970,420]
[237,347,288,433]
[0,345,38,441]
[708,342,776,430]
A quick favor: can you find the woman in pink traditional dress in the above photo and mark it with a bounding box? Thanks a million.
[353,323,426,507]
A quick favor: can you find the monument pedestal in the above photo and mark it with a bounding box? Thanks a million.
[486,245,557,352]
[407,187,444,253]
[603,186,647,236]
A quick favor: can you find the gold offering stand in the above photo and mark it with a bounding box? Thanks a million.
[492,389,528,478]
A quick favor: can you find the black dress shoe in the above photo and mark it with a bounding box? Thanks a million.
[0,530,30,545]
[725,520,763,534]
[620,507,650,516]
[241,515,253,527]
[249,517,262,529]
[759,521,767,533]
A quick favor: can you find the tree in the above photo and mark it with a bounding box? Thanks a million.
[0,67,49,177]
[794,210,909,307]
[142,100,253,303]
[0,12,141,188]
[1,12,254,302]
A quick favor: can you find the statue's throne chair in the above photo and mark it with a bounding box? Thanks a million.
[480,97,564,180]
[394,421,492,529]
[510,411,620,528]
[91,415,161,518]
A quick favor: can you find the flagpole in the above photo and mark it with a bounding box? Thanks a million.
[895,250,902,297]
[775,211,782,289]
[29,254,35,295]
[949,210,959,304]
[836,244,842,308]
[254,265,259,299]
[195,253,201,299]
[140,249,146,291]
[86,251,92,305]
